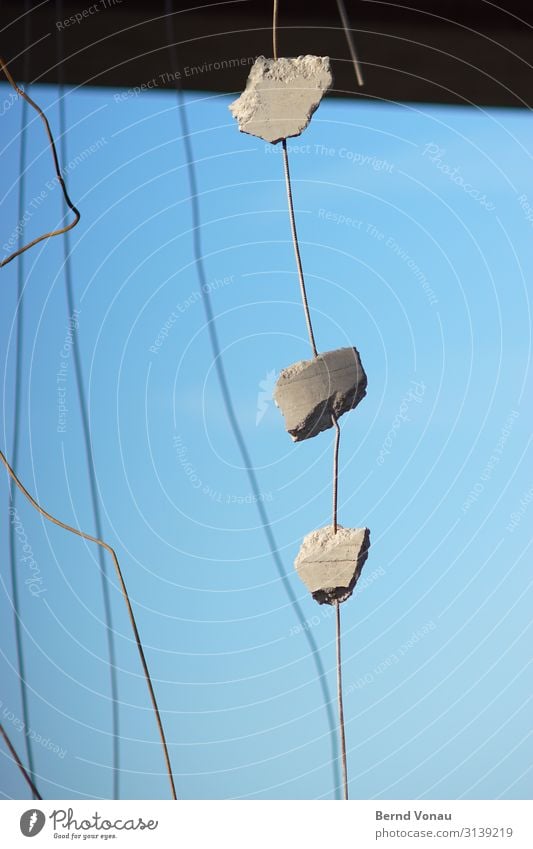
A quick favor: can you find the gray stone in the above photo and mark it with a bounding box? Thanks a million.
[295,525,370,605]
[229,55,333,144]
[274,347,367,441]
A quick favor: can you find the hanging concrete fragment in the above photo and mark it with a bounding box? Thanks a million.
[295,525,370,605]
[274,347,367,442]
[229,55,333,144]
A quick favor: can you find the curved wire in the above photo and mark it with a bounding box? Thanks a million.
[7,4,36,795]
[55,0,120,798]
[0,722,42,800]
[0,448,177,800]
[0,56,80,269]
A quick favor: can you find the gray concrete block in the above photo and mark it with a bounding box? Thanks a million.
[229,55,333,144]
[295,525,370,605]
[274,347,367,441]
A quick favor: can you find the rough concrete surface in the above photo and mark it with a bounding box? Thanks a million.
[229,55,333,143]
[295,525,370,605]
[274,347,367,441]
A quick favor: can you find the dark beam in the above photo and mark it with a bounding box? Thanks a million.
[2,1,533,107]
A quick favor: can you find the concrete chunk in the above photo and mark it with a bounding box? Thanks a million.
[295,525,370,605]
[229,55,333,144]
[274,347,367,441]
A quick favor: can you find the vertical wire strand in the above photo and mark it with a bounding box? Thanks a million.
[272,0,348,799]
[0,722,42,800]
[281,136,342,536]
[272,6,342,534]
[56,0,120,799]
[331,2,366,793]
[336,0,364,87]
[272,0,279,59]
[331,415,341,534]
[280,142,319,358]
[0,449,177,801]
[164,0,340,794]
[274,0,319,358]
[7,3,35,795]
[335,602,349,799]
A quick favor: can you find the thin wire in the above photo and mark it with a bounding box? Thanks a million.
[55,0,120,799]
[8,4,35,796]
[273,0,319,356]
[280,141,318,358]
[336,0,365,87]
[0,56,80,269]
[331,415,341,534]
[272,0,279,59]
[0,722,42,800]
[272,0,348,802]
[335,602,349,799]
[164,0,340,794]
[0,448,177,801]
[274,12,338,531]
[277,64,340,531]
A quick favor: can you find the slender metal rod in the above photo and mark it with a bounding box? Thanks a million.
[281,120,347,804]
[331,414,341,534]
[336,0,364,87]
[272,0,279,59]
[0,56,80,268]
[335,602,349,800]
[273,0,348,802]
[0,722,42,800]
[280,140,319,358]
[164,0,339,795]
[280,133,341,534]
[0,449,177,800]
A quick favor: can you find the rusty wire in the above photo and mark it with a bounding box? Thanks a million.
[0,449,177,800]
[0,56,80,268]
[0,721,42,800]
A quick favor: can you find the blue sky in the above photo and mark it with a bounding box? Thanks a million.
[0,80,532,800]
